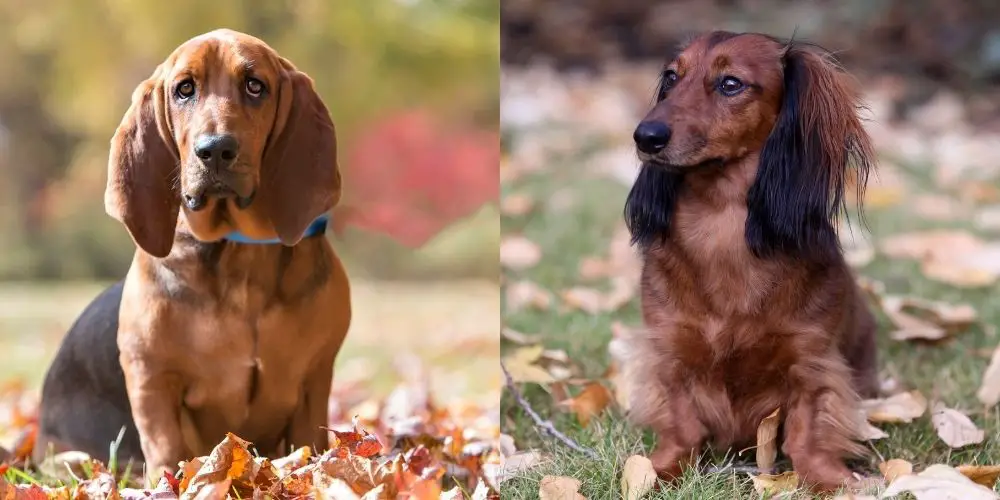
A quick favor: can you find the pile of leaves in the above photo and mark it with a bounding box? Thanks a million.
[0,371,501,499]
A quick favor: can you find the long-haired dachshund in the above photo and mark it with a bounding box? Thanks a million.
[35,29,350,478]
[622,31,879,491]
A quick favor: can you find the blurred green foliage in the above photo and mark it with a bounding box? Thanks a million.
[0,0,499,281]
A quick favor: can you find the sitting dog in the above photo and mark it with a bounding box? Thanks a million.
[35,29,351,478]
[621,31,879,491]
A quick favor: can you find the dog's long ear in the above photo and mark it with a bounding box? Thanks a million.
[624,163,684,249]
[105,65,180,259]
[746,45,874,260]
[259,59,341,246]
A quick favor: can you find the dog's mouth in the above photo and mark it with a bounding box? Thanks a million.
[183,182,256,212]
[640,156,726,173]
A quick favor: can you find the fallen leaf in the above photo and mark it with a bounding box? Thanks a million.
[502,345,557,384]
[621,455,656,500]
[862,391,928,423]
[538,475,585,500]
[977,343,1000,408]
[857,418,889,441]
[750,471,799,495]
[121,475,179,499]
[880,230,1000,288]
[332,418,383,458]
[318,452,395,495]
[560,287,605,315]
[832,495,877,500]
[880,459,914,484]
[957,465,1000,488]
[880,296,976,342]
[181,433,254,498]
[498,450,547,484]
[505,280,552,312]
[558,382,612,427]
[755,408,781,473]
[931,403,984,448]
[880,463,999,499]
[501,328,539,346]
[501,236,542,271]
[500,193,536,216]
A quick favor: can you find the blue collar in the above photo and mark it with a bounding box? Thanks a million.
[223,214,330,244]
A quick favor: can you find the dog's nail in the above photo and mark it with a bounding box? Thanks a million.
[236,191,255,210]
[184,194,207,211]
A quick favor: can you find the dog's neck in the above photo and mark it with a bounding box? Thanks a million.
[679,152,760,209]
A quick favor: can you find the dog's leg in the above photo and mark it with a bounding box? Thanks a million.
[286,354,335,453]
[119,359,188,480]
[782,359,864,492]
[646,387,708,481]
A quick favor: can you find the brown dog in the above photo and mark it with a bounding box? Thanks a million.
[35,29,350,478]
[621,32,878,491]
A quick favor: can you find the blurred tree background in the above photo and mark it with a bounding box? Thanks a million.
[0,0,500,281]
[502,0,1000,121]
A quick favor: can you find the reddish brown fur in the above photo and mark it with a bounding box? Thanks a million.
[95,29,348,477]
[623,32,879,492]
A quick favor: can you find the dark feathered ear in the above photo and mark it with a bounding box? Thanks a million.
[624,163,684,248]
[105,66,180,258]
[745,45,875,260]
[258,58,341,245]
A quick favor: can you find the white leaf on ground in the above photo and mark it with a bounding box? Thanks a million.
[755,408,781,473]
[501,327,540,346]
[505,280,552,313]
[560,287,606,314]
[879,230,1000,288]
[977,343,1000,408]
[931,403,984,448]
[880,464,999,500]
[621,455,656,500]
[498,450,547,484]
[862,391,928,423]
[857,409,889,440]
[539,475,586,500]
[501,236,542,271]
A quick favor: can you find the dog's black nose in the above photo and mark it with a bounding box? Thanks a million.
[633,121,671,154]
[194,134,239,170]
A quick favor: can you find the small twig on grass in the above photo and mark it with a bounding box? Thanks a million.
[501,361,599,460]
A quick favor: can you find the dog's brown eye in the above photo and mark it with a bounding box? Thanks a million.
[175,80,195,100]
[246,78,265,97]
[718,76,745,96]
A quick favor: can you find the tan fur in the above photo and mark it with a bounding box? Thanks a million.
[106,29,349,476]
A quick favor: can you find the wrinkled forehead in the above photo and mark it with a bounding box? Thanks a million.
[166,30,281,80]
[669,32,785,75]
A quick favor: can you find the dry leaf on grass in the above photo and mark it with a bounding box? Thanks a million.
[621,455,655,500]
[957,465,1000,488]
[862,391,928,423]
[505,280,552,313]
[750,471,799,495]
[560,279,634,315]
[880,464,1000,500]
[856,409,889,440]
[538,475,585,500]
[498,450,547,484]
[501,328,539,346]
[755,408,781,473]
[931,403,984,448]
[880,459,914,484]
[976,343,1000,407]
[502,345,557,384]
[558,382,613,427]
[500,236,542,271]
[879,230,1000,288]
[879,296,977,342]
[500,193,536,216]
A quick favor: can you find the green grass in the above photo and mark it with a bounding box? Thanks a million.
[500,142,1000,498]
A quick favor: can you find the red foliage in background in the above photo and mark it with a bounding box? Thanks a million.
[333,110,499,248]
